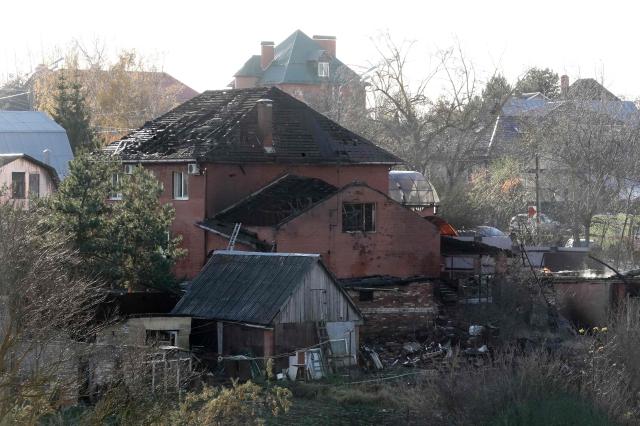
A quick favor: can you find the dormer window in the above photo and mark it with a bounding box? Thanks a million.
[318,62,330,78]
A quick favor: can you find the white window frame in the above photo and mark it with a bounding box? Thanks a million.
[109,173,122,200]
[172,171,189,200]
[123,164,135,174]
[318,61,330,78]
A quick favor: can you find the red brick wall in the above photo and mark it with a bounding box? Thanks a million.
[346,282,436,341]
[143,164,207,279]
[204,163,390,217]
[274,185,441,279]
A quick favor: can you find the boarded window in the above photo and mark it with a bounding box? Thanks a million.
[29,173,40,198]
[342,203,375,232]
[172,171,188,199]
[11,172,25,199]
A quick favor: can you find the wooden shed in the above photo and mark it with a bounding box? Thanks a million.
[171,251,363,368]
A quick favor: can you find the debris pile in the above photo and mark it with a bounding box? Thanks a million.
[359,316,498,370]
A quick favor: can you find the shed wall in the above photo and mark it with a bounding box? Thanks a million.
[275,263,361,323]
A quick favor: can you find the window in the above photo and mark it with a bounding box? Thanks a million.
[342,203,375,232]
[28,173,40,198]
[109,173,122,200]
[145,330,178,347]
[123,164,135,174]
[172,171,188,200]
[11,172,25,199]
[359,290,374,301]
[318,61,330,78]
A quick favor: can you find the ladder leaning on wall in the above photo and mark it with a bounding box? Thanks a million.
[227,223,242,251]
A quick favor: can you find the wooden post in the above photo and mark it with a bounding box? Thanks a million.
[217,322,224,355]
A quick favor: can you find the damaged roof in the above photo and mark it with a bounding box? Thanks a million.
[214,174,339,226]
[104,86,400,165]
[196,218,271,251]
[171,251,321,325]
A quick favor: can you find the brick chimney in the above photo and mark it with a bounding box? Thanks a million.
[256,99,273,152]
[261,41,274,70]
[561,75,569,98]
[313,35,336,58]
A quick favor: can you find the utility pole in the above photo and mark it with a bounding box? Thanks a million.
[535,154,541,229]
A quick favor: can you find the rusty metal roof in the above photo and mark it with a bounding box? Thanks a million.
[171,251,320,325]
[105,87,401,165]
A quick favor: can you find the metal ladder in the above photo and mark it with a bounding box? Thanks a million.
[227,223,242,250]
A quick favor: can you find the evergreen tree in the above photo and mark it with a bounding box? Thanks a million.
[515,67,560,99]
[42,154,184,291]
[50,72,95,154]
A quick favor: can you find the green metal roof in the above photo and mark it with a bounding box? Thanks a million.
[234,30,359,86]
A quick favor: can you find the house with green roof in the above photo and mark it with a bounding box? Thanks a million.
[231,30,365,111]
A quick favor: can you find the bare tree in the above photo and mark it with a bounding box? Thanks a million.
[0,199,106,421]
[365,34,508,191]
[528,100,640,245]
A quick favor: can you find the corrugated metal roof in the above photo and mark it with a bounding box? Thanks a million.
[0,111,73,177]
[171,251,320,325]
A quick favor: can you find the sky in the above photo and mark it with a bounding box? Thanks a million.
[1,0,640,99]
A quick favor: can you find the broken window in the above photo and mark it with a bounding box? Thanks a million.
[172,171,188,200]
[318,62,330,78]
[29,173,40,198]
[342,203,375,232]
[11,172,25,199]
[145,330,178,347]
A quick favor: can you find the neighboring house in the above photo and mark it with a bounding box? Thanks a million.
[486,76,640,205]
[231,30,365,111]
[171,251,363,368]
[0,67,198,113]
[0,153,58,205]
[105,86,436,280]
[0,111,73,177]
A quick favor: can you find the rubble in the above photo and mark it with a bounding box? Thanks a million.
[360,315,497,369]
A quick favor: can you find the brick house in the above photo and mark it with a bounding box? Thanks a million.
[106,86,440,280]
[231,30,365,112]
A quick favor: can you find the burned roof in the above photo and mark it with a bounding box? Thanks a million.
[105,87,400,165]
[196,218,271,251]
[171,251,321,325]
[214,174,338,226]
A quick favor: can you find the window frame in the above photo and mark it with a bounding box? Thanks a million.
[318,61,330,78]
[109,173,123,200]
[145,330,178,347]
[342,202,376,233]
[28,173,40,199]
[11,172,25,199]
[172,171,189,200]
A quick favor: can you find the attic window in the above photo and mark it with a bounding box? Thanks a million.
[318,62,330,78]
[342,203,375,232]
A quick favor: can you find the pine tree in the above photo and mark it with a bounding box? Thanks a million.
[42,154,184,291]
[50,72,95,154]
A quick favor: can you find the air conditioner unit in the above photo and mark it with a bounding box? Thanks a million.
[187,163,201,175]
